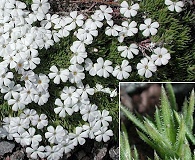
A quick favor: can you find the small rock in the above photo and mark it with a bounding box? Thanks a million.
[0,141,15,156]
[10,149,25,160]
[94,147,107,160]
[109,147,119,160]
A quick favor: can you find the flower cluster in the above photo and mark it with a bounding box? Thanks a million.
[0,0,116,159]
[0,0,176,159]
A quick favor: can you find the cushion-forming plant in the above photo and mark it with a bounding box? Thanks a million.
[0,0,193,159]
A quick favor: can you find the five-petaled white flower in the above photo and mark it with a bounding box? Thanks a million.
[8,93,26,111]
[31,0,50,14]
[1,81,22,100]
[137,58,157,78]
[60,86,80,106]
[54,98,74,117]
[95,110,112,127]
[95,57,113,78]
[139,18,159,37]
[120,1,139,18]
[69,126,89,146]
[45,125,66,144]
[95,126,113,142]
[69,64,85,83]
[118,43,139,59]
[26,145,45,159]
[80,104,98,122]
[122,21,138,37]
[95,5,113,21]
[165,0,184,12]
[151,47,171,66]
[105,20,122,37]
[112,60,132,80]
[48,65,69,84]
[31,114,48,129]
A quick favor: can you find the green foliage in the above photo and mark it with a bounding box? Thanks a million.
[121,84,195,159]
[120,123,140,160]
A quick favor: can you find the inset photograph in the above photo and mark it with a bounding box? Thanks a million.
[120,83,195,160]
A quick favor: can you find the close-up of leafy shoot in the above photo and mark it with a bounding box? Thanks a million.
[121,84,195,160]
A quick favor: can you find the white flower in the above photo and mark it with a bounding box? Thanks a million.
[73,96,90,112]
[69,127,88,146]
[13,130,30,146]
[71,36,88,53]
[45,125,66,144]
[151,47,171,66]
[101,87,112,95]
[45,145,63,160]
[48,65,69,84]
[60,138,74,154]
[20,109,37,122]
[27,127,42,147]
[0,37,12,58]
[2,117,12,129]
[80,104,98,122]
[137,58,157,78]
[0,68,13,87]
[94,84,104,92]
[70,45,88,64]
[105,20,122,37]
[60,86,80,105]
[95,5,113,21]
[54,98,74,117]
[165,0,184,12]
[118,43,139,59]
[69,64,85,83]
[95,110,112,127]
[34,90,50,105]
[8,93,26,111]
[95,57,113,78]
[110,89,117,98]
[139,18,159,37]
[122,21,138,36]
[10,1,27,17]
[24,51,40,70]
[20,70,37,84]
[20,83,37,104]
[112,60,132,80]
[87,15,103,29]
[118,28,128,43]
[70,51,87,64]
[31,114,48,129]
[0,127,8,139]
[26,145,45,159]
[77,21,98,42]
[94,127,113,142]
[52,30,62,42]
[65,11,84,30]
[77,83,94,99]
[83,122,99,139]
[1,81,22,100]
[35,74,50,91]
[15,59,25,74]
[41,14,60,29]
[85,58,98,76]
[10,117,29,133]
[120,1,139,18]
[31,0,50,14]
[3,126,15,140]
